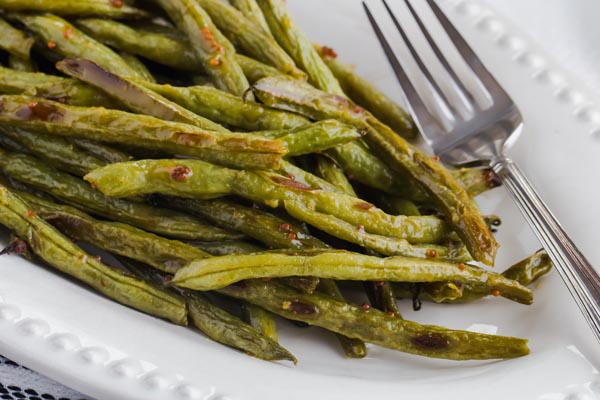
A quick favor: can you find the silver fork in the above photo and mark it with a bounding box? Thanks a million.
[363,0,600,342]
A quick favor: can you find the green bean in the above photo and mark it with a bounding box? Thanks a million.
[261,120,361,156]
[255,0,344,95]
[18,191,209,274]
[17,14,142,79]
[71,139,133,164]
[317,279,367,358]
[236,54,285,82]
[185,291,296,362]
[0,184,188,325]
[77,18,285,82]
[0,17,35,60]
[120,257,293,362]
[0,127,106,176]
[0,0,148,18]
[197,0,304,79]
[85,159,450,245]
[394,282,464,304]
[396,250,553,305]
[252,76,498,265]
[229,0,273,36]
[241,303,278,342]
[0,95,286,170]
[155,0,250,96]
[0,66,120,108]
[163,197,327,250]
[0,133,27,154]
[7,55,36,72]
[277,160,341,193]
[364,281,401,316]
[217,280,529,360]
[454,167,502,197]
[284,199,467,260]
[173,250,531,304]
[56,58,228,132]
[191,240,265,256]
[0,149,239,241]
[317,45,417,139]
[141,81,309,131]
[377,195,421,216]
[77,18,198,71]
[119,52,156,83]
[314,155,357,196]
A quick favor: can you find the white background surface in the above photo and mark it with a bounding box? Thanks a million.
[483,0,600,98]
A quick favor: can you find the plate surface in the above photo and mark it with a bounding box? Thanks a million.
[1,0,600,399]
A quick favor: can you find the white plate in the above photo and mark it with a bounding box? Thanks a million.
[1,0,600,399]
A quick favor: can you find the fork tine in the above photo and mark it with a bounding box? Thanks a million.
[402,0,474,104]
[425,0,510,99]
[362,2,442,135]
[381,0,457,116]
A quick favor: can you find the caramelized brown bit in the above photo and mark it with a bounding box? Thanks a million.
[287,232,297,240]
[170,165,191,182]
[354,201,373,211]
[270,176,313,191]
[278,223,292,233]
[111,0,123,8]
[411,333,450,350]
[485,168,502,188]
[356,224,365,232]
[288,300,318,315]
[0,238,28,257]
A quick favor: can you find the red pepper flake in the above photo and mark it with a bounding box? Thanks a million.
[386,311,397,317]
[209,57,222,67]
[426,249,437,258]
[491,289,501,297]
[110,0,123,8]
[458,263,466,271]
[320,45,338,58]
[278,223,292,233]
[353,105,363,114]
[170,165,191,182]
[356,224,365,232]
[361,303,371,311]
[93,255,102,262]
[63,26,73,39]
[287,232,297,240]
[90,182,98,189]
[375,281,384,287]
[57,98,67,104]
[26,209,35,219]
[27,101,37,109]
[163,275,173,285]
[433,156,440,162]
[47,41,57,49]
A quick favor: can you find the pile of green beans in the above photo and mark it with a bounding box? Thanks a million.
[0,0,552,363]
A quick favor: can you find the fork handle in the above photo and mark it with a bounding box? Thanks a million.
[493,157,600,342]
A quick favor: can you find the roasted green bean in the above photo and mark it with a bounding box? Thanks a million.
[197,0,305,78]
[0,95,286,170]
[7,55,36,72]
[56,58,228,132]
[156,0,250,96]
[19,191,209,274]
[317,45,417,139]
[17,14,142,79]
[0,149,239,241]
[0,0,148,18]
[173,250,531,304]
[256,0,344,95]
[252,76,498,265]
[0,184,188,324]
[241,303,279,342]
[0,18,35,60]
[141,81,309,131]
[229,0,273,36]
[218,280,529,360]
[119,53,156,83]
